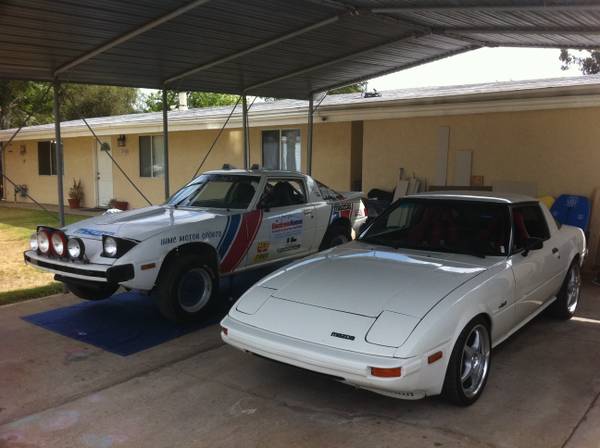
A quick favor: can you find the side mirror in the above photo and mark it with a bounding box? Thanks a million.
[522,237,543,256]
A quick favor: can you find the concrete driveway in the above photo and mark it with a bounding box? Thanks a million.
[1,283,600,448]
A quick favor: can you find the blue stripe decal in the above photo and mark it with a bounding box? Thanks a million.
[216,216,230,254]
[218,214,241,260]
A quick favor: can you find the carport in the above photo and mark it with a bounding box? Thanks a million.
[1,0,599,224]
[2,2,600,446]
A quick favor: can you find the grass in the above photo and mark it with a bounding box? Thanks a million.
[0,206,88,304]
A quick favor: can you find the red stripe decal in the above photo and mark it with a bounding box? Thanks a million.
[220,210,263,273]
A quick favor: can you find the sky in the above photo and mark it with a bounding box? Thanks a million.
[366,47,583,91]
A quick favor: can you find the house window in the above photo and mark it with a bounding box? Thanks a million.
[139,135,164,177]
[38,141,60,175]
[262,129,301,171]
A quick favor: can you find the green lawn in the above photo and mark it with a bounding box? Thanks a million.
[0,206,88,304]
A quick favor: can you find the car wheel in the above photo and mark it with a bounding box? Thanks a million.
[65,282,118,301]
[155,253,218,322]
[442,317,491,406]
[320,223,351,250]
[549,260,581,320]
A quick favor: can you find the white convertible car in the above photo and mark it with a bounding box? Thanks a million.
[222,192,586,405]
[24,169,366,322]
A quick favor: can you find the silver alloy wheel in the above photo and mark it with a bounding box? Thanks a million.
[566,265,581,313]
[177,267,213,313]
[459,324,490,399]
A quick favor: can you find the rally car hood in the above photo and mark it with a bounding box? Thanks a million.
[257,241,490,319]
[64,205,229,241]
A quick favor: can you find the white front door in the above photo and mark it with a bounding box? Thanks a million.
[246,177,318,267]
[96,142,113,207]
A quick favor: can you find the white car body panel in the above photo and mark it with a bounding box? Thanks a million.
[222,193,586,399]
[25,170,367,291]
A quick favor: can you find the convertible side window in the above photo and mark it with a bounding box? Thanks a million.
[259,178,307,209]
[512,205,550,252]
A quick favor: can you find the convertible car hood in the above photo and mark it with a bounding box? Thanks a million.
[263,242,489,319]
[65,205,227,241]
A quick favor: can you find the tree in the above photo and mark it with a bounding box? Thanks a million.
[327,82,367,95]
[559,49,600,75]
[140,90,239,112]
[0,81,138,130]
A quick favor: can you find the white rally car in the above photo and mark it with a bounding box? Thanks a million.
[222,192,586,405]
[25,169,367,322]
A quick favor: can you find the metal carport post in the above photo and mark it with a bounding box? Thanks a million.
[162,89,170,199]
[53,81,65,227]
[307,95,314,176]
[242,95,250,169]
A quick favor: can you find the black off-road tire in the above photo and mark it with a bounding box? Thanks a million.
[65,282,118,301]
[154,253,218,323]
[442,316,491,406]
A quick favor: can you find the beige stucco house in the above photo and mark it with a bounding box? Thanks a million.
[2,76,600,210]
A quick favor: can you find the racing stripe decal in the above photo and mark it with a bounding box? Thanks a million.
[218,214,241,260]
[220,210,263,273]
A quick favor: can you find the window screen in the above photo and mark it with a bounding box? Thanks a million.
[38,141,58,175]
[139,135,164,177]
[261,129,301,171]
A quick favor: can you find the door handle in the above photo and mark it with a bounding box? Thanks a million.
[552,247,559,254]
[303,209,313,215]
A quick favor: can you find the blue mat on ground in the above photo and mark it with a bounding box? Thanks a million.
[21,263,285,356]
[22,291,223,356]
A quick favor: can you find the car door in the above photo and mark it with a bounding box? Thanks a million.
[246,177,318,267]
[509,203,562,324]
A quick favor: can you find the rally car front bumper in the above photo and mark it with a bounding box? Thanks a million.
[24,250,133,285]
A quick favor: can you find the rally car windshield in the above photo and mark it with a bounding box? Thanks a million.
[167,175,260,209]
[360,198,510,257]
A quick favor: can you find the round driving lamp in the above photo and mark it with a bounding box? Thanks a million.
[103,236,118,257]
[37,230,51,254]
[29,233,39,251]
[51,231,67,257]
[67,238,85,260]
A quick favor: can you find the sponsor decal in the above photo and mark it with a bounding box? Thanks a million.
[329,202,353,224]
[77,228,115,237]
[276,236,301,253]
[253,253,269,263]
[161,236,177,246]
[257,241,270,254]
[330,331,355,341]
[160,230,223,246]
[271,213,303,239]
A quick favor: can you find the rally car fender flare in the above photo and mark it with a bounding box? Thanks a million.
[155,242,219,289]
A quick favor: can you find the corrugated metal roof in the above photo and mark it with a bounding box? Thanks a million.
[1,1,599,99]
[2,75,599,140]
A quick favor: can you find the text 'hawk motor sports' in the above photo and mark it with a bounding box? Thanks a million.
[25,169,367,322]
[222,192,586,405]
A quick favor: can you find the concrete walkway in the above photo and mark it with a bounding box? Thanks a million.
[1,285,600,447]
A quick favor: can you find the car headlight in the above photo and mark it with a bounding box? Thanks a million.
[67,238,85,260]
[51,231,67,257]
[30,233,39,251]
[37,230,51,254]
[103,236,118,257]
[102,235,136,258]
